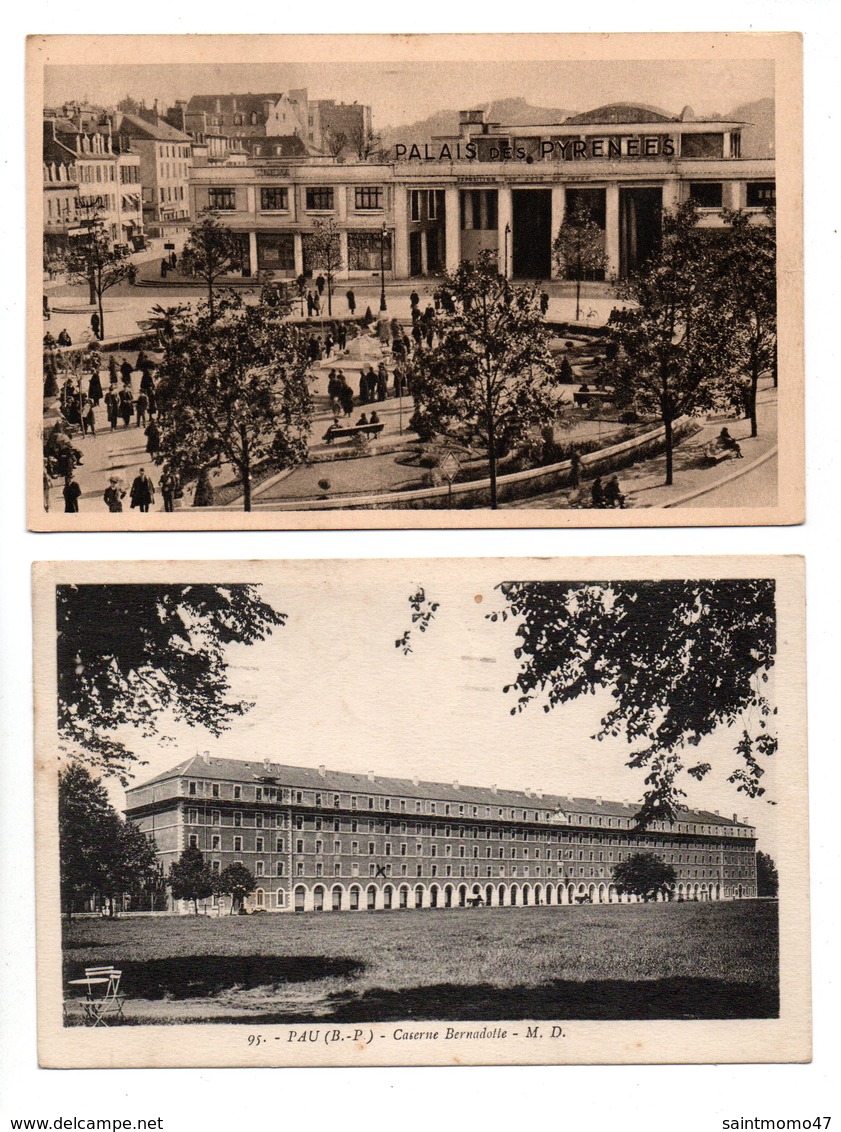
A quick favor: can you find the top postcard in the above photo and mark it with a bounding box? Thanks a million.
[27,32,804,530]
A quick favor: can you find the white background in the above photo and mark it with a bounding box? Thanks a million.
[1,3,837,1129]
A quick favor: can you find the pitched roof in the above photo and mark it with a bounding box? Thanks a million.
[131,754,753,830]
[564,103,678,125]
[116,111,191,143]
[185,93,285,117]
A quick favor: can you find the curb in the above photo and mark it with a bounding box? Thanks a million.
[659,446,778,509]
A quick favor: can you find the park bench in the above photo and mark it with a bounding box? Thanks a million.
[322,422,385,445]
[702,442,741,465]
[573,389,612,407]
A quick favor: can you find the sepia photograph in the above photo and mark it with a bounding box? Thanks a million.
[27,32,803,530]
[33,557,810,1068]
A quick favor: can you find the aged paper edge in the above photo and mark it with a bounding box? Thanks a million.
[33,555,811,1067]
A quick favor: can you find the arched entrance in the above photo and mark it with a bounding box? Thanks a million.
[430,885,439,908]
[313,885,325,912]
[383,885,393,909]
[498,883,507,907]
[332,885,343,911]
[399,885,409,909]
[485,884,494,906]
[510,884,519,907]
[444,885,453,908]
[294,885,306,912]
[367,884,377,911]
[522,884,531,906]
[457,885,467,908]
[414,885,424,909]
[349,885,360,911]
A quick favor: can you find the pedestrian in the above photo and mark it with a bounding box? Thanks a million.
[160,259,168,278]
[108,355,119,385]
[340,380,354,418]
[377,363,388,402]
[540,289,549,316]
[105,388,119,431]
[90,311,101,340]
[358,370,369,404]
[369,410,380,426]
[57,328,72,347]
[393,367,403,399]
[87,369,103,407]
[306,291,314,318]
[120,357,133,385]
[337,323,347,350]
[604,474,626,508]
[410,290,419,309]
[324,332,334,358]
[346,289,356,315]
[63,472,81,513]
[135,391,149,428]
[127,263,138,285]
[433,289,441,311]
[139,366,156,395]
[590,476,606,508]
[146,383,158,419]
[129,468,155,513]
[356,412,369,427]
[169,250,177,269]
[315,274,325,296]
[103,476,126,512]
[144,418,161,456]
[569,448,582,489]
[81,397,96,437]
[412,323,423,348]
[159,468,179,512]
[43,469,51,512]
[119,388,133,428]
[43,295,51,321]
[327,371,341,415]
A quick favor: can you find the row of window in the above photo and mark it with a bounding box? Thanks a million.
[158,162,190,182]
[207,186,386,213]
[689,180,776,208]
[159,185,186,204]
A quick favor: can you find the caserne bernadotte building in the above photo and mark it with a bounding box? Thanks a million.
[187,103,775,285]
[125,753,758,914]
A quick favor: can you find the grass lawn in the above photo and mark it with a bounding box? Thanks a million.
[62,900,778,1026]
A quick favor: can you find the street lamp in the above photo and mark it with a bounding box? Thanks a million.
[503,222,511,280]
[379,221,389,313]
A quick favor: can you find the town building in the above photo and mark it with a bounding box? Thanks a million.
[114,109,193,238]
[186,102,775,283]
[43,123,81,263]
[44,116,143,251]
[125,753,759,914]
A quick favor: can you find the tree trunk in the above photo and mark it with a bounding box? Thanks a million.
[242,470,251,512]
[208,281,215,322]
[749,359,759,438]
[664,416,674,486]
[575,278,581,322]
[98,290,105,342]
[487,421,498,510]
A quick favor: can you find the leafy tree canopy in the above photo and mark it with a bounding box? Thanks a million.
[756,850,779,898]
[180,211,238,319]
[407,251,560,508]
[152,294,314,510]
[168,846,215,914]
[494,579,776,826]
[216,862,256,913]
[57,584,286,782]
[612,852,677,901]
[59,762,158,916]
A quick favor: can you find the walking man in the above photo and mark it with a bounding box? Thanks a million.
[130,468,155,513]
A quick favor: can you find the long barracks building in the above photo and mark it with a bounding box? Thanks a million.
[125,753,758,914]
[187,102,775,284]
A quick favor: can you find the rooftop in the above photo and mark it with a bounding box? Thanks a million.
[129,754,753,830]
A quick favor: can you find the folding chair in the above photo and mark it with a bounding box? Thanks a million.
[81,966,125,1026]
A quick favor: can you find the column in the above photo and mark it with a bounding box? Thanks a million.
[392,187,410,280]
[550,186,565,278]
[604,183,620,282]
[293,232,304,277]
[248,230,258,276]
[661,177,680,214]
[245,184,256,215]
[335,184,348,222]
[444,186,460,272]
[419,227,428,275]
[338,230,349,281]
[497,185,513,278]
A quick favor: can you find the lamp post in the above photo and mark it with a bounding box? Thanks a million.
[379,221,388,313]
[503,221,511,280]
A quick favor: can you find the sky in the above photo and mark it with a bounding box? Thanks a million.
[43,58,774,130]
[86,574,780,857]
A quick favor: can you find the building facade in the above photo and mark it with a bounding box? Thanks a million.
[45,118,143,250]
[115,110,193,238]
[125,753,758,915]
[185,102,775,284]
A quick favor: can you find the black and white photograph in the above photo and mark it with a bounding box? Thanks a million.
[33,557,809,1068]
[28,33,803,530]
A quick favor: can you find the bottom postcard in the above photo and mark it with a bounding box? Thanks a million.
[32,555,810,1067]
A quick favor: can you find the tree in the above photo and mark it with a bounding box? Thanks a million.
[406,251,560,509]
[612,853,676,902]
[59,763,158,918]
[180,210,238,320]
[61,200,130,339]
[152,294,314,511]
[713,209,777,438]
[607,203,732,485]
[756,851,779,897]
[168,846,215,915]
[323,127,350,159]
[494,579,776,826]
[57,583,287,782]
[552,202,609,320]
[116,95,141,115]
[348,122,383,162]
[303,218,343,316]
[216,863,256,914]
